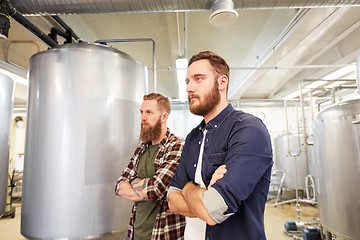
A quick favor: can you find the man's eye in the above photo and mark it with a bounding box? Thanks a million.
[196,77,202,81]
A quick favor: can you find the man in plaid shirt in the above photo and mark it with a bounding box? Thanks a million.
[115,93,186,240]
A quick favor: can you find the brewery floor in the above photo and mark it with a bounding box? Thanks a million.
[0,198,319,240]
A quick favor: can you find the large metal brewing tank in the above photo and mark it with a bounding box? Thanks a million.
[21,43,147,239]
[0,74,14,216]
[274,133,309,189]
[313,98,360,240]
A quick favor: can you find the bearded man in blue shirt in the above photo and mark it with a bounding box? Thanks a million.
[167,51,273,240]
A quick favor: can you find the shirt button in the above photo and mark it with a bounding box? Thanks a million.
[206,138,208,142]
[214,124,217,128]
[198,141,201,144]
[194,164,197,168]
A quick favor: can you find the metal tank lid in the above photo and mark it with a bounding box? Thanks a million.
[317,97,360,120]
[30,42,138,63]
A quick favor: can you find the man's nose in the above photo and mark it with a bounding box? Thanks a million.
[186,80,194,94]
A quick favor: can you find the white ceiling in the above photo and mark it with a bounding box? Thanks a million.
[2,2,360,106]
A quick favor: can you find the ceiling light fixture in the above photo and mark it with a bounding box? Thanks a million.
[176,57,188,102]
[306,80,327,89]
[285,89,312,100]
[209,0,238,28]
[322,64,356,80]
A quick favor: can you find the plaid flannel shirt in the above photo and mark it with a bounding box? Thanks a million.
[116,128,186,240]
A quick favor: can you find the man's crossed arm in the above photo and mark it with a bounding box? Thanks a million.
[117,178,149,202]
[168,165,227,225]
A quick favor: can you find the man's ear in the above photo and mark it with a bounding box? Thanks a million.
[218,75,228,92]
[161,112,169,122]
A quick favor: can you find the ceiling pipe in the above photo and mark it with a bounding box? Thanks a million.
[9,0,360,15]
[52,15,81,42]
[11,10,58,48]
[0,0,12,38]
[0,0,57,47]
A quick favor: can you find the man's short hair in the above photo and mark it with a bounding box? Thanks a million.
[188,51,230,79]
[143,93,171,114]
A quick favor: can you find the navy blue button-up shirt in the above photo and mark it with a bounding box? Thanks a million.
[170,104,273,240]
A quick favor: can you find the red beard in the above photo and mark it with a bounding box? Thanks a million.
[140,117,162,143]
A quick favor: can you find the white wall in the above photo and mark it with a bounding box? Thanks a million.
[168,104,299,141]
[167,109,202,139]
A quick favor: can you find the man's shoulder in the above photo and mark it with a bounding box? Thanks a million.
[167,132,185,146]
[228,110,271,143]
[230,109,263,125]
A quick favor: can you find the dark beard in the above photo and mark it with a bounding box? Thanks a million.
[140,118,162,143]
[189,80,220,116]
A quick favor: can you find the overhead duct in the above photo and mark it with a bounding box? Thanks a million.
[209,0,238,27]
[9,0,360,15]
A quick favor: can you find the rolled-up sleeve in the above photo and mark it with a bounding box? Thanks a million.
[202,187,233,223]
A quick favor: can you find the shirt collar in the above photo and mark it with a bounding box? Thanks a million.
[198,104,235,131]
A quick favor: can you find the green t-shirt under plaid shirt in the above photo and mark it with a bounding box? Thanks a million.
[116,129,186,240]
[134,144,160,240]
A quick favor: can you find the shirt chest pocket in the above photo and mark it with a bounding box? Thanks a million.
[202,151,227,185]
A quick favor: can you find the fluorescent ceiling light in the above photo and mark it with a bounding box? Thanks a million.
[321,64,356,88]
[285,64,356,100]
[284,90,299,100]
[0,68,28,86]
[286,80,328,99]
[326,80,348,89]
[176,58,188,102]
[306,80,327,89]
[285,89,311,100]
[322,65,355,80]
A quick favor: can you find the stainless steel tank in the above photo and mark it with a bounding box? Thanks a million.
[0,73,14,216]
[313,98,360,240]
[274,133,309,189]
[21,43,147,239]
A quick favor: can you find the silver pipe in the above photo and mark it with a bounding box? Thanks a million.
[184,12,187,58]
[330,85,358,104]
[331,87,337,104]
[284,98,302,208]
[267,197,316,207]
[357,55,360,93]
[95,38,156,93]
[309,91,314,123]
[299,81,313,146]
[317,99,331,112]
[284,99,301,157]
[305,175,316,202]
[271,169,285,206]
[157,64,355,72]
[10,0,360,15]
